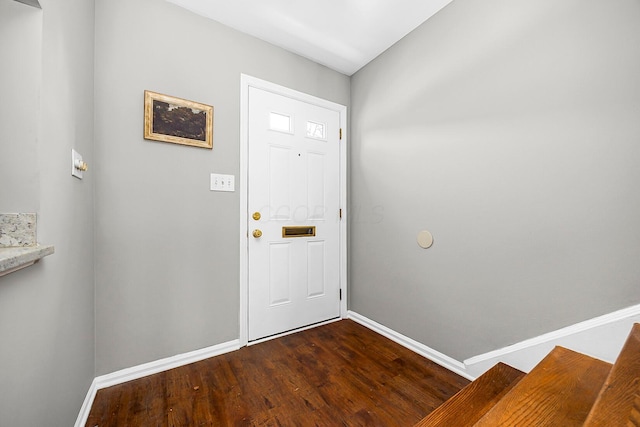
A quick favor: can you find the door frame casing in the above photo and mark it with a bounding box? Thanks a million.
[239,74,348,346]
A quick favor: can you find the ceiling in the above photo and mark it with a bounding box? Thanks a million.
[166,0,453,76]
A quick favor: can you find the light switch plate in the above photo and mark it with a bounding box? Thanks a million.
[210,173,235,192]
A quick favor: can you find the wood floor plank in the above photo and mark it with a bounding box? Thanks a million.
[86,320,468,426]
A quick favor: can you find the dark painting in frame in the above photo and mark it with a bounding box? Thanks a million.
[144,90,213,149]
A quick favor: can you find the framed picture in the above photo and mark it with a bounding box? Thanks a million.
[144,90,213,149]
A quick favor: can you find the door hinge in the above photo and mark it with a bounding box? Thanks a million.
[339,128,343,140]
[339,289,342,300]
[339,208,342,219]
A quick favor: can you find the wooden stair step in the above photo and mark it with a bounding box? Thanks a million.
[473,346,611,427]
[584,323,640,427]
[414,362,525,427]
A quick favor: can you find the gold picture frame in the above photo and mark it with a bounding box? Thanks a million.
[144,90,213,149]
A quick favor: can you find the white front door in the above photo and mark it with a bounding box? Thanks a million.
[247,86,342,341]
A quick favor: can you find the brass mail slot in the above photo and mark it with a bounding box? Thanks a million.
[282,226,316,238]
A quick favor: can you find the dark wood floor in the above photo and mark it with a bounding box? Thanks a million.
[86,320,469,426]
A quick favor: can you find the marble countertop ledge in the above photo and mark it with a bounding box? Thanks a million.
[0,245,55,277]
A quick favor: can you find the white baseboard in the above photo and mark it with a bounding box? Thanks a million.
[463,305,640,377]
[74,378,97,427]
[349,304,640,381]
[347,311,475,380]
[74,339,240,427]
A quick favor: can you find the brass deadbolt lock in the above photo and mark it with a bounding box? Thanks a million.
[252,212,261,221]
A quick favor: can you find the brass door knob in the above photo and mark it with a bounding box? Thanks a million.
[252,229,263,238]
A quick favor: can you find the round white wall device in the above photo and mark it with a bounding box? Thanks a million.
[417,230,434,249]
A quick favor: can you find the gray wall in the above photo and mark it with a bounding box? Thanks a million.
[350,0,640,361]
[0,1,40,211]
[0,0,95,425]
[94,0,349,375]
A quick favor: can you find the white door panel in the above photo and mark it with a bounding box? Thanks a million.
[248,87,341,341]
